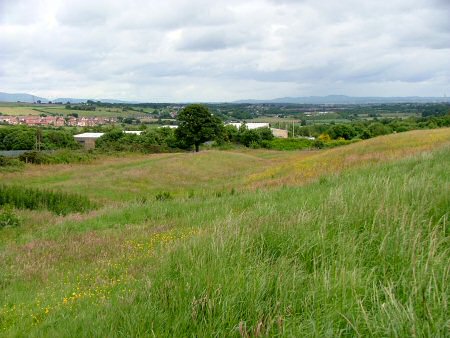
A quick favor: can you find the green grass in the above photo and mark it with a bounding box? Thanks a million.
[0,184,96,215]
[0,129,449,336]
[0,103,141,118]
[264,137,315,150]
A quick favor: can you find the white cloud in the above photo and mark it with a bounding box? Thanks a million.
[0,0,449,101]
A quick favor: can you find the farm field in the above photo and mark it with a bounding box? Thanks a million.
[0,106,43,116]
[0,128,449,336]
[0,103,145,118]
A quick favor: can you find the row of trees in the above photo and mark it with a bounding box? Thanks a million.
[95,104,450,152]
[292,115,450,140]
[0,127,79,151]
[2,104,448,153]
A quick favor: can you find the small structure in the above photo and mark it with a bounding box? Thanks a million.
[226,122,289,138]
[270,128,288,138]
[227,122,270,130]
[73,131,144,149]
[73,132,104,149]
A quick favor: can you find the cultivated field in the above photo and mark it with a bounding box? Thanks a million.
[0,128,449,336]
[0,103,145,118]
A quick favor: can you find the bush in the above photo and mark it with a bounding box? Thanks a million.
[0,205,20,228]
[95,128,180,153]
[327,124,357,140]
[323,139,358,148]
[264,138,314,150]
[19,151,51,164]
[46,149,96,164]
[0,155,24,168]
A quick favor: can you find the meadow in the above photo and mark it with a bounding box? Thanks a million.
[0,128,449,336]
[0,103,144,118]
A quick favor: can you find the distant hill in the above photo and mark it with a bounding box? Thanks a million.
[53,98,87,104]
[0,92,49,103]
[2,91,450,105]
[234,95,450,104]
[0,92,137,104]
[54,98,137,104]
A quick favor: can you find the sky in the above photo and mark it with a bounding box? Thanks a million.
[0,0,449,102]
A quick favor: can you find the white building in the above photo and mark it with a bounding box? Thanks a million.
[227,122,270,130]
[73,131,143,149]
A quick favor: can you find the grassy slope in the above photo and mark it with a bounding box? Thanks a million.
[0,128,449,336]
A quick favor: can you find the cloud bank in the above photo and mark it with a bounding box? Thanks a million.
[0,0,449,101]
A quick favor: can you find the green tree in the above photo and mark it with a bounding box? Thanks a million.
[327,124,357,140]
[368,122,392,137]
[175,104,224,152]
[2,130,35,150]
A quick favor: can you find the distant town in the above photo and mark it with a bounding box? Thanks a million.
[0,115,118,127]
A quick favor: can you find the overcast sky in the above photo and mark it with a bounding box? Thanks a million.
[0,0,449,102]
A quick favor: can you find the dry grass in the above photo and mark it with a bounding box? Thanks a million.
[1,129,449,202]
[0,106,42,115]
[246,128,450,188]
[0,128,449,335]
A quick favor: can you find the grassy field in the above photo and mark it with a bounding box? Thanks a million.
[0,128,449,336]
[0,103,145,118]
[0,106,43,116]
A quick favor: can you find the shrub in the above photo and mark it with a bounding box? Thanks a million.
[264,138,314,150]
[327,124,357,140]
[0,205,20,228]
[0,155,24,168]
[46,149,96,164]
[318,133,331,142]
[19,151,51,164]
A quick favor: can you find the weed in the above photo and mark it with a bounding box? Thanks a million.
[0,184,96,215]
[155,191,173,201]
[0,204,20,228]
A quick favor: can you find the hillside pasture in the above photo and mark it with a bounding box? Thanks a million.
[0,128,449,336]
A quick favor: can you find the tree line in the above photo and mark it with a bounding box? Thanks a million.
[291,114,450,140]
[0,126,79,151]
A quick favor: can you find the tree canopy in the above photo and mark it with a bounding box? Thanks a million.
[175,104,224,152]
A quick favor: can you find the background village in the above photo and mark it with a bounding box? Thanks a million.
[0,115,117,127]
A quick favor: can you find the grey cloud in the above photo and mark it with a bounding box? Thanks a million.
[176,29,249,51]
[56,1,116,27]
[0,0,449,101]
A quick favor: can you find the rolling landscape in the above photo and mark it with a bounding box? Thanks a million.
[1,128,449,336]
[1,0,450,336]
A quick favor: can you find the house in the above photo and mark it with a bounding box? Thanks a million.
[0,116,19,125]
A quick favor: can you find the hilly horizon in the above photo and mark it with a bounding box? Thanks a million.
[1,91,449,105]
[0,92,135,104]
[234,94,450,104]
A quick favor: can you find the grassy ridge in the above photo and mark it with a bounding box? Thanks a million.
[0,130,449,336]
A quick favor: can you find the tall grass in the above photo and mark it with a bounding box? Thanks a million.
[0,184,96,215]
[96,147,448,337]
[0,145,448,336]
